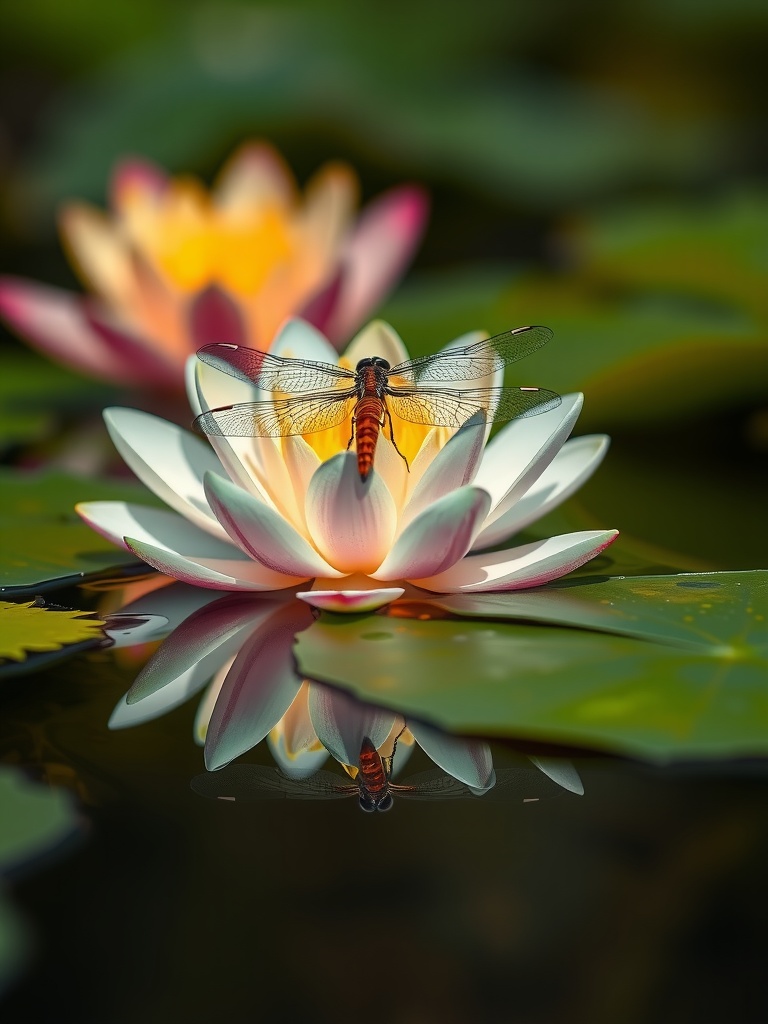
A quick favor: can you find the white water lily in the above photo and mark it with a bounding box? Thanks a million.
[78,318,617,613]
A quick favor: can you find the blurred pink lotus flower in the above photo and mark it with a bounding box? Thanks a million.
[78,318,618,614]
[0,143,427,389]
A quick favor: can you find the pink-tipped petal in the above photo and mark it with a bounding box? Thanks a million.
[305,452,397,574]
[408,722,495,791]
[413,529,619,593]
[102,407,228,538]
[326,186,429,344]
[399,413,487,529]
[124,535,305,591]
[110,156,168,210]
[84,306,180,386]
[76,500,233,555]
[297,588,404,613]
[472,435,611,550]
[307,684,398,767]
[373,487,491,581]
[204,603,314,769]
[203,470,342,577]
[474,394,584,523]
[0,277,136,380]
[188,285,247,347]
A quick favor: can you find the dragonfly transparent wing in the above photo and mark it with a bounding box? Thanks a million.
[191,764,357,801]
[389,326,553,384]
[198,343,356,392]
[386,386,561,428]
[194,391,358,437]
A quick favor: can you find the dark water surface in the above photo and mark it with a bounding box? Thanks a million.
[2,641,768,1024]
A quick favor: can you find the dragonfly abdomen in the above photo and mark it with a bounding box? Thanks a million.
[353,396,384,480]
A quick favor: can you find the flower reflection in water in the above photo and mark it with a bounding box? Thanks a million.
[106,581,584,810]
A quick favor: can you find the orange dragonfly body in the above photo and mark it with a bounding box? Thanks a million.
[194,326,560,480]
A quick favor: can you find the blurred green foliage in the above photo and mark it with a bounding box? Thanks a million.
[0,0,766,570]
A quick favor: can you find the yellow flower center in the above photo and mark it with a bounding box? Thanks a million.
[124,178,295,295]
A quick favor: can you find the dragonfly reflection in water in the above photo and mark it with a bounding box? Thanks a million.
[193,325,561,479]
[191,737,584,813]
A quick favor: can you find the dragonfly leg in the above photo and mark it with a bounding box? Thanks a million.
[346,417,356,451]
[383,406,410,472]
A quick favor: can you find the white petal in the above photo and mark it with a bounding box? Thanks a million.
[307,684,398,766]
[193,357,278,506]
[194,660,233,745]
[408,722,495,790]
[282,434,322,513]
[103,407,228,538]
[472,435,611,550]
[527,756,584,795]
[76,500,236,555]
[373,486,491,581]
[305,452,397,573]
[126,593,281,703]
[268,317,339,361]
[474,394,584,523]
[413,529,619,592]
[297,588,404,613]
[124,535,305,591]
[109,627,251,730]
[204,471,342,577]
[399,414,487,529]
[205,603,314,769]
[342,320,409,367]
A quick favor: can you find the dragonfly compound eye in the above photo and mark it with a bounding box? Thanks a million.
[376,794,394,812]
[358,795,376,813]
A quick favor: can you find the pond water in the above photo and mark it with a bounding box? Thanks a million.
[2,582,768,1024]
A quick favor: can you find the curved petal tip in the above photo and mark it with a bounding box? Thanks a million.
[297,588,404,613]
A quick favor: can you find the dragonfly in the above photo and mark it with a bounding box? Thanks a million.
[193,325,560,480]
[191,738,576,812]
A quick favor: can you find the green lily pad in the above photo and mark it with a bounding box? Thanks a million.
[0,600,105,665]
[294,571,768,762]
[0,469,161,594]
[0,766,80,996]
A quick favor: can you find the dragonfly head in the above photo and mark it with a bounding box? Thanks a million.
[358,791,394,813]
[355,356,391,372]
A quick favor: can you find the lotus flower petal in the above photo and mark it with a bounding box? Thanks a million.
[407,722,495,791]
[204,470,342,577]
[0,278,136,379]
[326,186,429,344]
[474,393,584,522]
[373,486,491,580]
[307,684,398,766]
[472,435,610,550]
[413,529,619,592]
[204,603,314,769]
[124,535,303,591]
[102,408,228,537]
[305,453,397,574]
